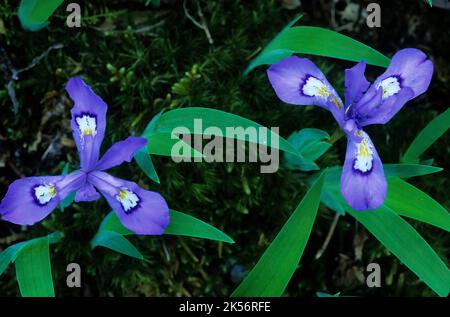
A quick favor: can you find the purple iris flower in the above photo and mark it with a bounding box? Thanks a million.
[0,77,169,234]
[267,49,433,210]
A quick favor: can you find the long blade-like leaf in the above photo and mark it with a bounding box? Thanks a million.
[165,210,234,243]
[246,25,389,73]
[96,210,234,243]
[385,178,450,232]
[231,170,326,297]
[402,108,450,163]
[348,205,450,297]
[15,236,55,297]
[152,107,298,156]
[91,231,144,260]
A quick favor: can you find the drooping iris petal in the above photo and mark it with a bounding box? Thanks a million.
[66,77,108,172]
[95,136,147,171]
[353,48,433,126]
[267,56,345,125]
[75,182,101,202]
[344,61,370,108]
[340,130,387,210]
[87,171,169,235]
[0,172,85,225]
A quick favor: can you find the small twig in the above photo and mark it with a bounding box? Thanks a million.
[315,213,340,260]
[15,43,64,76]
[183,0,214,45]
[0,43,64,113]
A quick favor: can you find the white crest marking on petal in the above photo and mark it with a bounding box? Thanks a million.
[353,132,374,173]
[76,114,97,137]
[34,184,57,205]
[377,76,401,100]
[302,76,330,99]
[116,188,140,213]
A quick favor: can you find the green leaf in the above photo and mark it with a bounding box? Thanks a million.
[92,210,234,258]
[91,231,144,260]
[164,210,235,243]
[231,170,326,297]
[386,178,450,232]
[152,107,299,157]
[348,205,450,297]
[18,0,64,31]
[134,147,160,184]
[246,25,390,74]
[316,291,341,297]
[284,128,332,171]
[146,132,204,158]
[15,236,55,297]
[245,15,303,74]
[428,0,433,7]
[402,108,450,164]
[0,243,26,277]
[0,232,61,278]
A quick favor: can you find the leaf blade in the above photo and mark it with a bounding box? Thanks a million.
[231,170,326,297]
[15,236,55,297]
[91,231,144,260]
[402,108,450,163]
[385,178,450,232]
[348,205,450,297]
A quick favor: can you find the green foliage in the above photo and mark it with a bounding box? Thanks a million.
[348,206,450,297]
[402,108,450,164]
[284,128,332,171]
[18,0,64,31]
[0,233,60,296]
[245,22,390,73]
[232,171,326,297]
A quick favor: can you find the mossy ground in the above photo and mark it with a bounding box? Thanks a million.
[0,0,449,296]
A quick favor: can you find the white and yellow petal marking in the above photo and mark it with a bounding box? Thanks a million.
[33,184,57,205]
[116,188,140,214]
[302,76,330,99]
[76,113,97,137]
[377,76,401,100]
[353,133,374,173]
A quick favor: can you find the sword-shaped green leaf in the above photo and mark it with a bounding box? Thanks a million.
[231,170,326,297]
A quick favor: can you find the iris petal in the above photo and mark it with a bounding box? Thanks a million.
[344,61,370,109]
[353,48,433,126]
[66,77,108,172]
[87,171,169,235]
[340,131,387,210]
[95,136,147,171]
[0,172,85,225]
[267,56,345,125]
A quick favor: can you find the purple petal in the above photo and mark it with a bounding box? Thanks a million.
[75,182,101,202]
[340,131,387,210]
[66,77,108,172]
[88,171,169,235]
[0,172,85,225]
[344,61,370,107]
[95,136,147,171]
[267,56,345,125]
[354,49,433,126]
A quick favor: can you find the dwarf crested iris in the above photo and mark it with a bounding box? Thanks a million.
[267,49,433,210]
[0,77,169,234]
